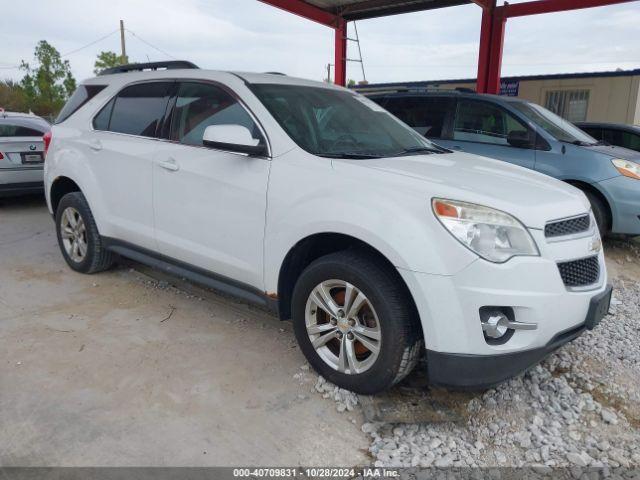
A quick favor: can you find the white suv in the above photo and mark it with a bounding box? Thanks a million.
[45,62,612,393]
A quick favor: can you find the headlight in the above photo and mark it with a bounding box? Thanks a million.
[432,198,539,263]
[612,159,640,180]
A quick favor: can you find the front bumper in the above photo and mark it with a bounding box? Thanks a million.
[399,224,609,387]
[426,284,612,389]
[597,175,640,236]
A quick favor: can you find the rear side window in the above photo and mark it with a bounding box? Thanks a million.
[56,85,107,124]
[99,82,172,137]
[170,82,262,147]
[0,123,46,137]
[92,98,115,131]
[384,96,454,139]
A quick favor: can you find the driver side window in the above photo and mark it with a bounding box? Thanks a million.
[454,99,531,146]
[170,82,263,147]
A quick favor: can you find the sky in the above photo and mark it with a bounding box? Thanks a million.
[1,0,639,85]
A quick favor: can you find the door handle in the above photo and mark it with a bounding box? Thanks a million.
[89,139,102,151]
[452,145,462,150]
[158,158,180,172]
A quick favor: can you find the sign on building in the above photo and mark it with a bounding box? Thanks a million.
[500,80,520,96]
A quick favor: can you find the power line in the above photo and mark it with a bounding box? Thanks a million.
[61,29,120,57]
[125,29,177,60]
[0,29,119,71]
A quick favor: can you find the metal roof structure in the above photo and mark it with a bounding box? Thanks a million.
[294,0,472,20]
[259,0,638,93]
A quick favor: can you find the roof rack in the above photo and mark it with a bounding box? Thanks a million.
[98,61,199,76]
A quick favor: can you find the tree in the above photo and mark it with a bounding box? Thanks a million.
[0,80,28,112]
[94,51,128,75]
[19,40,76,116]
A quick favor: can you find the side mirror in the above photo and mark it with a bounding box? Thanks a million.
[507,130,534,149]
[203,125,267,157]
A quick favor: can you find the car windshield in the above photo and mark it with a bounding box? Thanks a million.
[250,84,442,158]
[510,101,597,145]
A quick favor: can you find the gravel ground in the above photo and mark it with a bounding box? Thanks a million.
[135,235,640,470]
[309,238,640,470]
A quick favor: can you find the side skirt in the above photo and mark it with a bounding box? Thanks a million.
[102,237,279,315]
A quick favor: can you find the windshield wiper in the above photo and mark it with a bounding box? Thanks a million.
[319,152,384,159]
[394,146,443,156]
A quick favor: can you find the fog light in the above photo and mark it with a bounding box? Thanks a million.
[482,312,510,339]
[480,307,537,345]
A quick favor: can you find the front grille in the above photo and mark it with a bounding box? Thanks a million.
[557,256,600,288]
[545,214,590,238]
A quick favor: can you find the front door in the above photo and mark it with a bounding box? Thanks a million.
[437,98,536,170]
[152,81,270,289]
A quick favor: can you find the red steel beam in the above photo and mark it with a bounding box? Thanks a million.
[500,0,637,18]
[485,8,506,94]
[334,18,348,86]
[476,0,496,93]
[258,0,348,85]
[476,0,637,93]
[257,0,337,26]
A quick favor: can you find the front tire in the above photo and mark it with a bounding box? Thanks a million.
[55,192,114,274]
[291,250,422,394]
[581,189,609,236]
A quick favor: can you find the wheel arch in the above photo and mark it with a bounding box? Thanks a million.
[276,232,422,333]
[50,176,82,215]
[564,179,612,231]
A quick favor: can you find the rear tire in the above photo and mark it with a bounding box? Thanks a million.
[55,192,114,274]
[291,250,422,394]
[581,189,609,236]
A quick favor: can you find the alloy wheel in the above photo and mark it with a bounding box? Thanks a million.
[305,279,381,375]
[60,207,88,263]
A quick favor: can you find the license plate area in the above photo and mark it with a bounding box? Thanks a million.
[585,285,612,330]
[22,153,43,164]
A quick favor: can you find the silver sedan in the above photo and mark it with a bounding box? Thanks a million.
[0,111,50,197]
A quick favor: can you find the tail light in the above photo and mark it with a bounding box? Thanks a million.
[0,152,4,160]
[43,131,52,159]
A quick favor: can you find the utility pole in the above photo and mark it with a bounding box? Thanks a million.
[119,20,127,64]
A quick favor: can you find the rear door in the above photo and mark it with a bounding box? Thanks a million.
[152,81,270,289]
[87,81,173,250]
[441,98,536,170]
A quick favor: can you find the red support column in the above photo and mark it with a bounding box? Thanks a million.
[476,2,495,93]
[486,8,506,94]
[334,18,347,86]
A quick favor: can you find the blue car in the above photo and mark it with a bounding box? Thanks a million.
[369,91,640,236]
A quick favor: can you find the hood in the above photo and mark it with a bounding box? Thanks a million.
[580,143,640,160]
[335,152,590,230]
